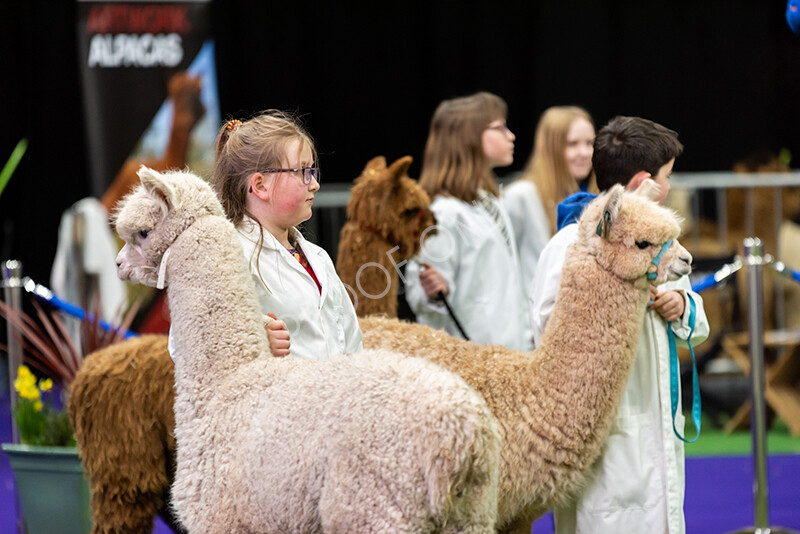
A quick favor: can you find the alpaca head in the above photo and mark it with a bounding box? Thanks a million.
[114,165,224,288]
[346,155,435,258]
[578,180,692,284]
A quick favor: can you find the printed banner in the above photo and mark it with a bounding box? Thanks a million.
[76,0,219,198]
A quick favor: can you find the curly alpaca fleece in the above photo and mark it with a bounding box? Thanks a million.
[113,166,500,534]
[360,182,693,533]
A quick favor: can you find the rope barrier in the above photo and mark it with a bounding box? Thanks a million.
[691,257,743,293]
[691,254,800,293]
[768,257,800,284]
[21,277,137,339]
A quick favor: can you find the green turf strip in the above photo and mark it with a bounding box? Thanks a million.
[684,415,800,457]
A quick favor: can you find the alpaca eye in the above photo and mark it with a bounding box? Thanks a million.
[139,229,150,239]
[403,208,420,218]
[636,240,651,250]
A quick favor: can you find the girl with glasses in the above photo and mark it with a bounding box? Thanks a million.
[211,110,362,360]
[404,92,533,352]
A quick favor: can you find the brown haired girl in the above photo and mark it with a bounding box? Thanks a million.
[405,92,533,351]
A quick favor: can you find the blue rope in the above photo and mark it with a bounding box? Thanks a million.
[778,263,800,283]
[22,277,137,339]
[691,272,720,293]
[691,257,743,293]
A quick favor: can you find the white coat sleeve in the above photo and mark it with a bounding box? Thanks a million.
[529,226,576,347]
[404,211,459,319]
[337,277,364,353]
[502,181,552,279]
[667,276,710,348]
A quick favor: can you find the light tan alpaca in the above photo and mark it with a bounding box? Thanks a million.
[114,166,501,534]
[360,182,693,533]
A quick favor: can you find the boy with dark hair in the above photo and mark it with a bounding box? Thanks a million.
[530,116,709,533]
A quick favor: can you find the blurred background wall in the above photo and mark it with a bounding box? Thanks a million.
[1,0,799,286]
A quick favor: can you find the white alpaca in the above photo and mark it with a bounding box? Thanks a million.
[360,182,694,533]
[114,166,500,534]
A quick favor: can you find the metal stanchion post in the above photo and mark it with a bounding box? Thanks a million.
[727,238,799,534]
[1,259,26,534]
[2,259,23,445]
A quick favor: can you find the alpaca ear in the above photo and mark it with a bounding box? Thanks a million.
[137,165,179,209]
[595,185,624,239]
[362,156,387,175]
[388,156,413,179]
[633,177,661,201]
[389,156,413,191]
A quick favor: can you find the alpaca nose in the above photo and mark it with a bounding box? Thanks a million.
[115,245,129,268]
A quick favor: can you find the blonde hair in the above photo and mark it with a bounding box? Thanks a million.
[419,92,507,203]
[212,110,317,227]
[521,106,597,234]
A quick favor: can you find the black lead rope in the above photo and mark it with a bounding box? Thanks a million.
[436,290,470,341]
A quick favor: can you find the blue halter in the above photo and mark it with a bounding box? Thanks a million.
[647,240,673,281]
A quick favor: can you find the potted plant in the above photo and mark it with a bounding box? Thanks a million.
[1,285,137,534]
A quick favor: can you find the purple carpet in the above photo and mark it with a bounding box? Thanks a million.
[531,454,800,534]
[1,388,798,534]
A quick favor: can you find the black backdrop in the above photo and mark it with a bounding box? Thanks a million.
[1,0,799,287]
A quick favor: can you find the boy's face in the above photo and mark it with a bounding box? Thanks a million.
[650,157,675,205]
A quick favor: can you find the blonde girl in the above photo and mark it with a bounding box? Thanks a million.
[503,106,596,294]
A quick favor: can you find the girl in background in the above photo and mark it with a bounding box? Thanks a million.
[503,106,596,294]
[405,92,532,351]
[212,111,362,359]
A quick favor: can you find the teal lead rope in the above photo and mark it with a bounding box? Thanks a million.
[667,293,701,442]
[646,239,701,442]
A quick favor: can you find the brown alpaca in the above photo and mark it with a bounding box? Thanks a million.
[360,182,693,533]
[68,334,185,534]
[336,155,434,317]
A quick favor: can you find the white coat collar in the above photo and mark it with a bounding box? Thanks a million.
[237,217,328,304]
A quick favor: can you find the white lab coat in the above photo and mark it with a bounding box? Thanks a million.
[530,224,709,534]
[238,218,362,360]
[51,197,127,355]
[405,194,533,351]
[502,180,552,298]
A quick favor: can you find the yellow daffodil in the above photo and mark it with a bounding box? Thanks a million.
[16,381,40,401]
[10,363,76,446]
[40,378,53,392]
[17,365,34,380]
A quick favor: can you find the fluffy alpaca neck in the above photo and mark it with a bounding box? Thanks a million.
[531,242,649,473]
[165,215,270,384]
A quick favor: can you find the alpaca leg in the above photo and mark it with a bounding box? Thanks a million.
[89,486,159,534]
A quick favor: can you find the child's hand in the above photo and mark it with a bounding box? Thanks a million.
[419,263,449,299]
[648,286,685,322]
[265,312,290,357]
